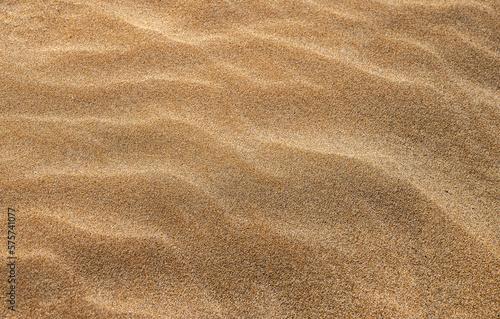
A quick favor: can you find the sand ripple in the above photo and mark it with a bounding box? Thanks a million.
[1,0,499,317]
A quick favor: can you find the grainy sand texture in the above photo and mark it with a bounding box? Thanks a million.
[1,0,499,318]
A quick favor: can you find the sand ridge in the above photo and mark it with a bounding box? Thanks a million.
[1,0,499,317]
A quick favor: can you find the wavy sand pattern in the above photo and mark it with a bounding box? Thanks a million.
[1,0,499,317]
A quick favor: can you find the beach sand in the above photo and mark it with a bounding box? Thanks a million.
[1,0,499,317]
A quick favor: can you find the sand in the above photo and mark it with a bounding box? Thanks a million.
[1,0,499,317]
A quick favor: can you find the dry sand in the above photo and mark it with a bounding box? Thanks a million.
[1,0,499,317]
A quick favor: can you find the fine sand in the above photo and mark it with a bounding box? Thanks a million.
[1,0,499,318]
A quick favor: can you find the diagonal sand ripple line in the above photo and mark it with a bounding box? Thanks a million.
[216,60,324,89]
[374,0,495,14]
[300,0,369,21]
[247,126,500,259]
[11,70,220,88]
[237,27,442,89]
[30,207,182,249]
[22,249,79,277]
[25,165,207,194]
[62,0,225,45]
[448,26,500,60]
[0,111,215,128]
[83,285,227,319]
[28,44,127,54]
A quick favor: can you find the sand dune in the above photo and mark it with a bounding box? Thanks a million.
[1,0,499,317]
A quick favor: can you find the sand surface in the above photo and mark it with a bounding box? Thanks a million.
[1,0,499,317]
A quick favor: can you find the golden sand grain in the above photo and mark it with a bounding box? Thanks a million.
[1,0,499,317]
